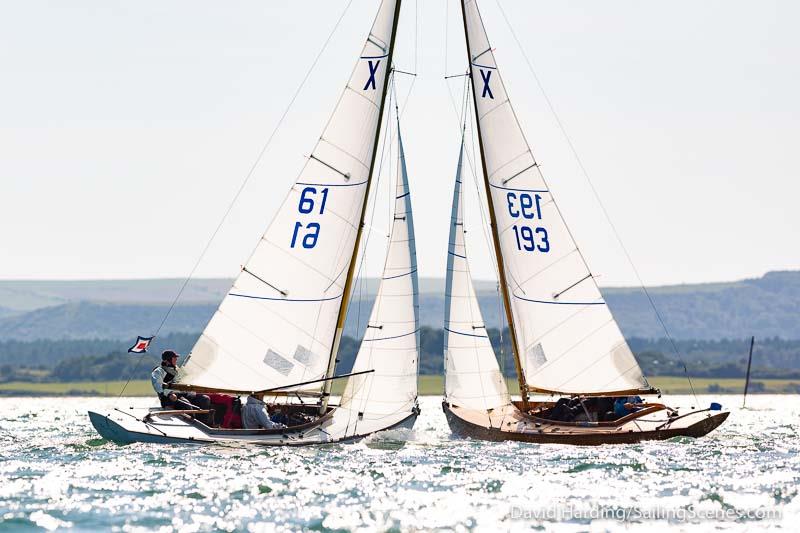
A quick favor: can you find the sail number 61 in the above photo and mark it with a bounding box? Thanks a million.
[290,186,328,249]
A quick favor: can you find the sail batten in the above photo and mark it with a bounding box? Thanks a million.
[461,0,650,396]
[175,0,401,394]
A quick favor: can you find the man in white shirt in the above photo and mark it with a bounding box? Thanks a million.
[151,350,212,424]
[242,393,287,430]
[151,350,180,405]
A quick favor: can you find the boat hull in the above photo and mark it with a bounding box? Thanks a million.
[443,401,728,445]
[88,405,418,446]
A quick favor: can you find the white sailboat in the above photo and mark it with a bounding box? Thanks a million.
[89,0,421,445]
[442,0,728,444]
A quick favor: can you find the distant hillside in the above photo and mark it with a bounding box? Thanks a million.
[0,277,497,313]
[0,279,233,311]
[0,302,216,340]
[604,271,800,339]
[3,330,799,386]
[0,271,798,341]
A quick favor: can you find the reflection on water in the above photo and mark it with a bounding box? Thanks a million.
[0,396,797,531]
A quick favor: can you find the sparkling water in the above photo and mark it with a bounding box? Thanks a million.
[0,395,797,531]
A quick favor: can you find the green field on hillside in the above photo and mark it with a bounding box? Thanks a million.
[0,380,154,396]
[1,375,798,397]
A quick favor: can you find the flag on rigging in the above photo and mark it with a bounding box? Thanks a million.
[128,336,154,354]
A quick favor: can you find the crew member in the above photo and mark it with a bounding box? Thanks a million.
[242,392,287,430]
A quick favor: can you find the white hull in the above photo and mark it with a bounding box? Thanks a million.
[89,404,418,446]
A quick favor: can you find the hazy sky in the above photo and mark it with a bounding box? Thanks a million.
[1,0,798,286]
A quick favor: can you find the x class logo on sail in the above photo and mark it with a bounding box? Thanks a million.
[472,64,496,100]
[362,55,387,91]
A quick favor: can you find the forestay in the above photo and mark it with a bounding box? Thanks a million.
[337,127,419,434]
[176,0,400,393]
[444,140,509,411]
[462,0,651,395]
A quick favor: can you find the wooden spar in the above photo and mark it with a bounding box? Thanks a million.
[526,385,661,397]
[169,370,374,397]
[169,383,323,397]
[320,0,404,415]
[742,335,755,408]
[458,0,530,410]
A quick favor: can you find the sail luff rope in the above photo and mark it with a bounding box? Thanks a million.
[444,70,500,284]
[353,80,403,419]
[340,73,396,410]
[457,78,492,409]
[362,76,420,417]
[358,81,399,416]
[114,0,357,401]
[443,75,468,402]
[444,48,509,396]
[494,0,699,404]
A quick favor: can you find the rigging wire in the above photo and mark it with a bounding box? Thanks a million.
[443,0,449,77]
[443,1,510,385]
[459,77,491,406]
[344,71,397,404]
[442,52,509,399]
[357,78,400,418]
[115,0,357,400]
[396,0,420,119]
[463,75,509,389]
[444,78,500,282]
[345,77,421,431]
[494,0,699,403]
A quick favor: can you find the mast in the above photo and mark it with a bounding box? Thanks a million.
[321,0,403,414]
[742,335,755,408]
[458,0,530,410]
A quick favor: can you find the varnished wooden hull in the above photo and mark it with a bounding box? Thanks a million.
[443,401,729,445]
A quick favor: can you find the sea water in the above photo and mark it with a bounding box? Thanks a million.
[0,395,797,531]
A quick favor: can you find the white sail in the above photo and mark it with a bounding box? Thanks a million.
[462,0,650,395]
[444,140,510,411]
[336,126,419,434]
[177,0,400,393]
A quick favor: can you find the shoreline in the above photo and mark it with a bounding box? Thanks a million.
[1,376,798,397]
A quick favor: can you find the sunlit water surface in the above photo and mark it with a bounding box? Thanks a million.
[0,395,798,531]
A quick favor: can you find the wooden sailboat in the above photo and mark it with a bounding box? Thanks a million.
[442,0,728,445]
[89,0,422,445]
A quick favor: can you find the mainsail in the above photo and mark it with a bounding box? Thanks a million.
[444,139,509,411]
[337,125,419,433]
[461,0,651,396]
[176,0,401,393]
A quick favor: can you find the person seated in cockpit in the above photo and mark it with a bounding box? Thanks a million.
[613,396,645,418]
[151,350,212,423]
[242,392,287,430]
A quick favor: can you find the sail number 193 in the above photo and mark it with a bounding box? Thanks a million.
[506,192,550,253]
[290,187,328,249]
